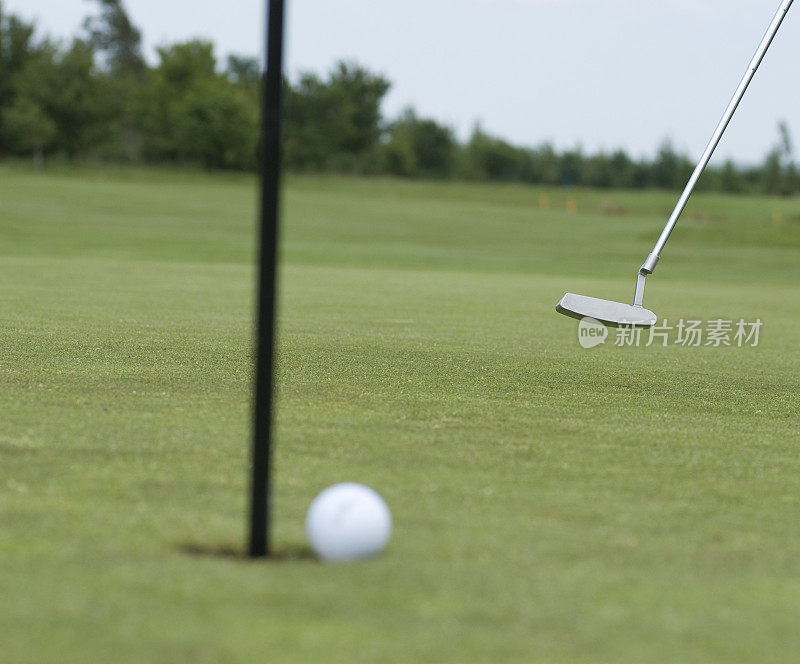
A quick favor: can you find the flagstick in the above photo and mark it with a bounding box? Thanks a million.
[249,0,285,558]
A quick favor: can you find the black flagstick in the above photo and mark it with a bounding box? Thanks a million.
[249,0,285,558]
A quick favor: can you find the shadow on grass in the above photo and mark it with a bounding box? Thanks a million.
[178,542,316,563]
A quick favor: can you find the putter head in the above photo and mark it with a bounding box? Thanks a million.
[556,293,657,328]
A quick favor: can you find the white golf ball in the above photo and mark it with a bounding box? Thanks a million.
[305,483,392,562]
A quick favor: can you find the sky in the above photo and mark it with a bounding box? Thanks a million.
[5,0,800,164]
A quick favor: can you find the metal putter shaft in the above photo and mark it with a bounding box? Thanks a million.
[557,0,794,328]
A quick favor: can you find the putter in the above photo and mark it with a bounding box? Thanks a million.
[557,0,794,328]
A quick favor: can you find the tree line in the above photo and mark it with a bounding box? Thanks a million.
[0,0,260,170]
[1,0,797,195]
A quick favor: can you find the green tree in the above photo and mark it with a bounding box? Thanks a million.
[84,0,146,160]
[531,144,561,185]
[380,133,416,177]
[777,121,797,195]
[226,55,260,114]
[11,39,113,160]
[719,159,744,193]
[84,0,144,76]
[139,40,257,169]
[157,40,216,88]
[227,55,261,83]
[227,55,260,88]
[139,40,223,161]
[760,122,797,196]
[173,79,258,169]
[384,109,455,178]
[0,4,40,153]
[465,126,527,181]
[284,61,389,172]
[53,40,114,159]
[608,150,635,189]
[651,139,681,189]
[559,149,584,186]
[1,95,55,166]
[761,150,783,195]
[582,152,615,188]
[328,62,389,159]
[283,72,331,170]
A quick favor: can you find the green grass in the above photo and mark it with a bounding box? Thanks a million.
[2,164,800,663]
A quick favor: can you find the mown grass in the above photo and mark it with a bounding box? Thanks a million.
[2,165,800,663]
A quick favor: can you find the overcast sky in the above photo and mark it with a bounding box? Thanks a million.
[5,0,800,163]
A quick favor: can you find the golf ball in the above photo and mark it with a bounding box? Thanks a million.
[305,483,392,562]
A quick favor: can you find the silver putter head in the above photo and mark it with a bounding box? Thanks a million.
[556,293,657,328]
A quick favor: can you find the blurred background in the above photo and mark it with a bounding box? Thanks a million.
[1,0,798,192]
[4,3,800,663]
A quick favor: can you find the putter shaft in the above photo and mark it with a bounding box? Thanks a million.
[641,0,794,275]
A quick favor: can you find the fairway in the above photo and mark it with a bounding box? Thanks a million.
[3,165,800,662]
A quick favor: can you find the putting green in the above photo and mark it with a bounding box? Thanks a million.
[2,165,800,663]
